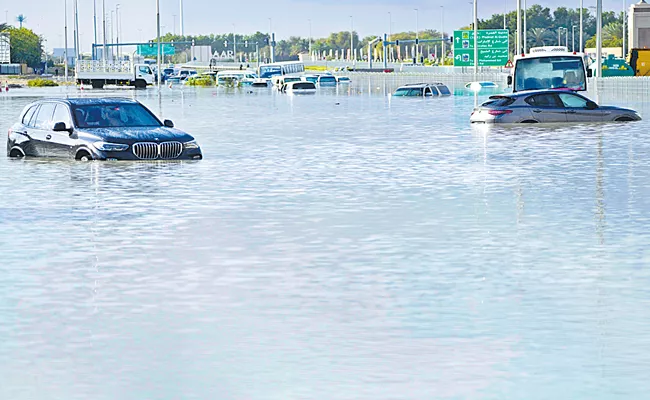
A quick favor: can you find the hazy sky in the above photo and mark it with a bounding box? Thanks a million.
[4,0,629,51]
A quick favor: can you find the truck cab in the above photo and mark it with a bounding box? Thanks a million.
[508,46,591,92]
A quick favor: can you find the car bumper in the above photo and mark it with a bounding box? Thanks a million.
[91,147,203,161]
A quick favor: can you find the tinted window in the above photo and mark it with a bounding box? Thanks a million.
[525,94,563,108]
[319,76,337,83]
[33,103,56,130]
[22,106,37,126]
[393,88,409,96]
[293,82,315,90]
[72,104,161,128]
[409,88,424,96]
[52,104,73,128]
[558,93,589,108]
[437,85,451,95]
[483,97,515,107]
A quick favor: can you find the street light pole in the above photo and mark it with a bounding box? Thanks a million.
[623,0,627,57]
[523,0,527,52]
[308,19,312,59]
[156,0,161,89]
[516,0,521,54]
[64,0,68,81]
[179,0,184,36]
[102,0,106,67]
[565,25,568,47]
[572,25,577,51]
[504,0,507,29]
[93,0,97,59]
[580,0,584,52]
[441,6,445,66]
[415,8,419,63]
[388,12,392,62]
[115,4,120,61]
[596,0,602,78]
[473,0,478,74]
[233,24,237,63]
[350,15,353,62]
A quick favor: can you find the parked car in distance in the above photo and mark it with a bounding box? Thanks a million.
[393,83,452,97]
[280,81,317,94]
[317,74,338,86]
[7,98,202,161]
[470,90,642,124]
[336,76,351,84]
[465,81,498,89]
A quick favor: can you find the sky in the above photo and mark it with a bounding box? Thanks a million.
[3,0,630,52]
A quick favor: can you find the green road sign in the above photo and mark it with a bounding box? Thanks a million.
[137,44,175,56]
[453,29,509,67]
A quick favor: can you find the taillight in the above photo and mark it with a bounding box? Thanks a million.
[488,110,513,116]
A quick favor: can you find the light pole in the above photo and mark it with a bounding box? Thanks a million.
[268,17,274,63]
[73,0,79,61]
[516,0,521,53]
[572,25,577,51]
[441,6,445,66]
[503,0,507,29]
[115,4,120,61]
[596,0,602,77]
[308,19,312,58]
[110,10,114,59]
[565,25,568,47]
[93,0,97,59]
[414,8,419,63]
[156,0,161,88]
[232,24,237,63]
[102,0,106,66]
[558,27,562,46]
[179,0,184,36]
[623,0,627,57]
[64,0,68,81]
[388,12,392,62]
[580,0,584,52]
[473,0,478,74]
[172,14,176,35]
[349,15,353,62]
[523,0,527,53]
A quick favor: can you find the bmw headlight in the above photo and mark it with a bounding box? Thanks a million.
[94,141,129,152]
[183,140,200,149]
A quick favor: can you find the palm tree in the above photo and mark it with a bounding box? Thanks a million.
[528,28,552,47]
[0,23,8,32]
[16,14,26,29]
[603,22,622,41]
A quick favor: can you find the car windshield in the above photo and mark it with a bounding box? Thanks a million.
[437,85,451,95]
[72,104,161,128]
[514,56,586,92]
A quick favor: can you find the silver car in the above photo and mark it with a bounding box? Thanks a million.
[470,90,641,124]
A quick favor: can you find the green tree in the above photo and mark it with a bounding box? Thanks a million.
[9,27,42,68]
[528,27,553,47]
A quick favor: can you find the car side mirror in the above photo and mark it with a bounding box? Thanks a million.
[587,69,593,78]
[53,122,71,132]
[586,101,598,110]
[163,119,174,128]
[507,76,513,86]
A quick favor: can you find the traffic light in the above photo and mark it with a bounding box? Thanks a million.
[264,36,270,45]
[224,40,229,47]
[415,38,419,44]
[395,39,399,46]
[170,40,175,47]
[245,40,249,48]
[191,39,195,46]
[149,40,154,48]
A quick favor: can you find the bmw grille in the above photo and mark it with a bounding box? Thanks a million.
[132,142,183,160]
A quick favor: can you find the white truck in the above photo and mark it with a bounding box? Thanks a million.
[75,60,155,89]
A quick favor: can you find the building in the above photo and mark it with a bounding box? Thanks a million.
[629,0,650,49]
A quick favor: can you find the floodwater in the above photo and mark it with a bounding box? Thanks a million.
[1,78,650,399]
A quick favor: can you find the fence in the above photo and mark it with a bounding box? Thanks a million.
[0,64,22,75]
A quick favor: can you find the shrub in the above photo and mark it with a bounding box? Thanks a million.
[27,78,58,87]
[186,75,214,87]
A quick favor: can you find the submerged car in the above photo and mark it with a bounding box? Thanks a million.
[393,83,452,97]
[7,98,203,160]
[280,81,317,94]
[470,90,641,124]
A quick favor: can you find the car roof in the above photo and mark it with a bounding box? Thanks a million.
[493,89,581,98]
[399,83,448,88]
[36,97,141,106]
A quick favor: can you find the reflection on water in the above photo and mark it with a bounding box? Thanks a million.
[1,79,650,399]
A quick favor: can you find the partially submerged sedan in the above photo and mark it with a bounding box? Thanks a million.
[470,90,641,124]
[7,98,202,160]
[393,83,452,97]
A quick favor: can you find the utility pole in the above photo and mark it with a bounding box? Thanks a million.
[516,0,521,54]
[580,0,584,52]
[441,6,445,66]
[102,0,106,68]
[156,0,161,88]
[93,0,97,59]
[523,0,527,53]
[180,0,184,36]
[64,0,68,81]
[350,15,354,61]
[116,4,120,61]
[474,0,478,74]
[415,8,419,63]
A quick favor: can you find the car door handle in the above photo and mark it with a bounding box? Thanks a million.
[566,110,577,114]
[46,134,52,140]
[533,109,542,113]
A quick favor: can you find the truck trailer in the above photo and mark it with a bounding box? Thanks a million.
[75,60,155,89]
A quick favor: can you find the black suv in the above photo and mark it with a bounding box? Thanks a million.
[7,98,202,161]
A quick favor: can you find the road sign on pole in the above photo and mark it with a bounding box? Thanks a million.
[453,29,509,67]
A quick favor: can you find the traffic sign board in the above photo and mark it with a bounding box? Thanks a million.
[453,29,509,67]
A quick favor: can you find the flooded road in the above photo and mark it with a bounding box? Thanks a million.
[1,79,650,399]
